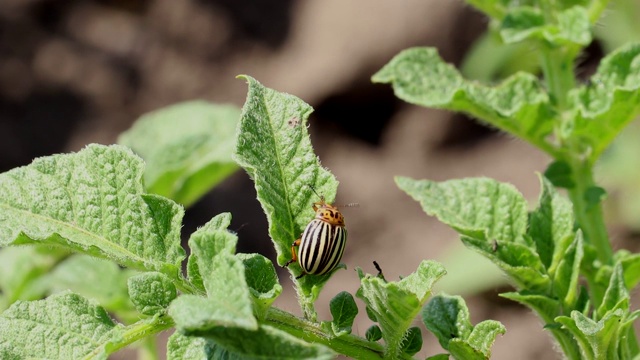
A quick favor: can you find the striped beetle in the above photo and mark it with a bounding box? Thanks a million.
[284,194,347,279]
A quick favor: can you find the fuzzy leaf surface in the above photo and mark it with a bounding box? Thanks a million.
[118,101,240,207]
[0,144,186,281]
[425,295,505,360]
[0,292,122,359]
[234,75,340,315]
[237,253,282,320]
[357,260,446,359]
[329,291,358,336]
[171,213,256,332]
[204,324,335,360]
[499,6,591,45]
[128,272,176,316]
[166,333,207,360]
[373,48,554,154]
[396,176,528,243]
[423,294,473,350]
[528,175,574,269]
[186,213,236,293]
[569,43,640,161]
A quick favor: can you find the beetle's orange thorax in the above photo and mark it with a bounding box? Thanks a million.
[313,201,345,227]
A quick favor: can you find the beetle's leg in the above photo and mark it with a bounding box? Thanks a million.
[295,272,306,279]
[284,238,301,267]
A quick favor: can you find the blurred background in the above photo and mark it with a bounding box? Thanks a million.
[1,0,640,359]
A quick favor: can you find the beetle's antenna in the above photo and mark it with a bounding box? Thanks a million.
[340,202,359,208]
[308,185,323,201]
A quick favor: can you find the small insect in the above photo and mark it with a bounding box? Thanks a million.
[287,117,300,127]
[284,190,348,279]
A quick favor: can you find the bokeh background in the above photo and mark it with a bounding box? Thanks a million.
[1,0,639,359]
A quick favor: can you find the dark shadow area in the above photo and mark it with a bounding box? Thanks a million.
[0,89,87,171]
[196,0,295,49]
[313,81,399,146]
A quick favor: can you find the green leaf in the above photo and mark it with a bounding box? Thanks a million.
[395,176,528,243]
[448,339,486,360]
[365,325,382,341]
[569,42,640,162]
[0,292,122,359]
[426,354,450,360]
[401,327,423,356]
[425,295,505,360]
[357,260,446,358]
[234,75,340,318]
[204,324,335,360]
[118,101,240,207]
[186,213,237,293]
[557,309,627,360]
[167,332,207,360]
[597,263,629,319]
[528,174,574,269]
[0,144,188,289]
[584,186,607,211]
[373,48,554,155]
[329,291,358,336]
[0,246,63,310]
[544,160,576,189]
[170,254,257,334]
[464,320,506,358]
[553,231,583,310]
[500,292,560,325]
[423,294,473,350]
[499,6,591,45]
[47,254,133,314]
[619,252,640,289]
[461,236,549,291]
[237,253,282,320]
[172,211,256,333]
[128,272,176,316]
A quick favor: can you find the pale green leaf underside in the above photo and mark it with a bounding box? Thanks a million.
[500,6,591,45]
[0,292,122,360]
[0,144,185,277]
[570,42,640,161]
[206,324,335,360]
[167,332,207,360]
[118,101,240,207]
[358,260,446,358]
[373,47,553,153]
[528,175,574,269]
[395,176,528,243]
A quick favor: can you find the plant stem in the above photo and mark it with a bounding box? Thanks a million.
[539,44,576,110]
[266,307,407,360]
[82,315,174,360]
[567,159,613,264]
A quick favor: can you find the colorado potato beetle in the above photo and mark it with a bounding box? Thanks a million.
[284,193,347,279]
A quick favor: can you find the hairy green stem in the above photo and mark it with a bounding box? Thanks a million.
[588,0,612,23]
[266,307,409,360]
[567,160,613,264]
[82,315,174,360]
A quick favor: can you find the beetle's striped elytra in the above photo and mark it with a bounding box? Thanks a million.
[284,195,348,279]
